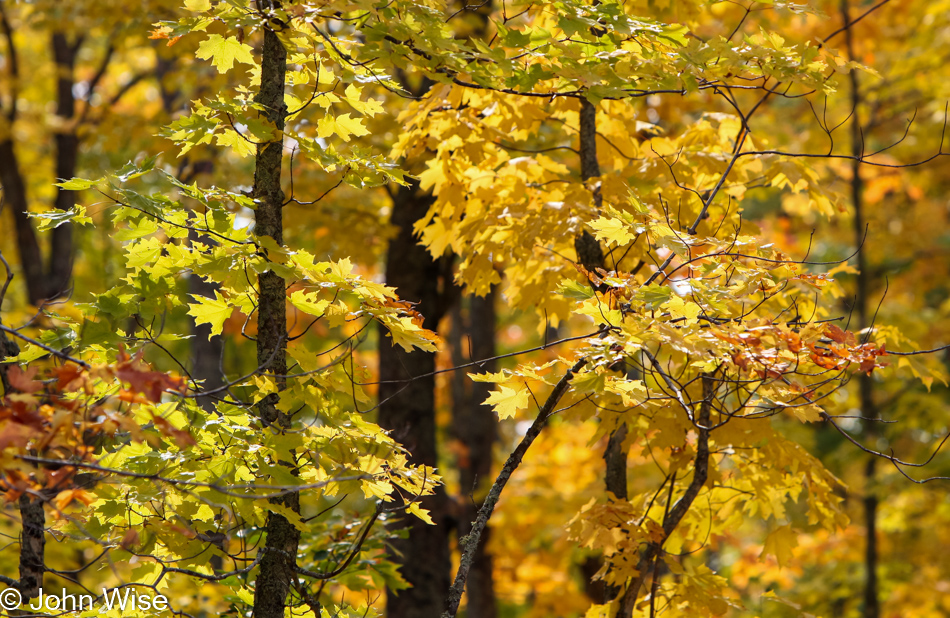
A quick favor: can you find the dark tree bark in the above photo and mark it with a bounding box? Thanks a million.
[378,183,453,618]
[0,141,46,304]
[48,32,82,299]
[250,9,298,618]
[840,3,879,617]
[450,288,498,618]
[17,494,45,599]
[189,271,225,411]
[574,99,605,275]
[153,50,224,414]
[575,97,629,603]
[0,312,45,601]
[0,29,81,305]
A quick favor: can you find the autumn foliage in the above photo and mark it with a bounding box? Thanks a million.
[0,1,948,618]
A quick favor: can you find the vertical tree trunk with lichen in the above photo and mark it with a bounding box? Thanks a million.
[250,6,298,618]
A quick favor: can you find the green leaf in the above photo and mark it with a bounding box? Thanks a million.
[558,278,595,300]
[636,284,672,309]
[114,218,159,241]
[55,177,99,190]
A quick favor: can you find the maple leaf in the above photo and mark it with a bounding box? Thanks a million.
[824,324,855,346]
[761,524,799,568]
[53,365,87,392]
[151,414,197,448]
[114,357,185,402]
[195,34,254,74]
[588,215,637,246]
[45,466,76,490]
[483,384,529,420]
[0,422,36,450]
[52,488,95,512]
[7,365,43,393]
[664,295,702,326]
[188,290,234,337]
[148,27,171,40]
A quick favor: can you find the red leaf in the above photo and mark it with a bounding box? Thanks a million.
[0,422,36,450]
[53,365,86,392]
[825,324,855,346]
[115,357,185,402]
[7,366,43,393]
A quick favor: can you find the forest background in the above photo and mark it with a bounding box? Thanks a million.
[0,1,948,618]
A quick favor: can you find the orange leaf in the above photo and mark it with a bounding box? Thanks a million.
[8,366,43,393]
[120,529,139,550]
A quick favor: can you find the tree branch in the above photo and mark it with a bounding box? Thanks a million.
[442,358,586,618]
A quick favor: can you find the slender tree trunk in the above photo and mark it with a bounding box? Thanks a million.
[154,52,224,414]
[575,98,606,274]
[0,140,46,305]
[0,318,45,600]
[189,271,225,410]
[576,96,630,605]
[0,32,81,305]
[0,2,46,306]
[450,288,498,618]
[378,183,452,618]
[841,3,878,617]
[250,9,298,618]
[17,494,45,599]
[48,32,81,299]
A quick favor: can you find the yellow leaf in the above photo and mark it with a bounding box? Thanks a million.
[195,35,254,74]
[194,504,216,521]
[583,604,610,618]
[317,113,370,142]
[385,316,440,352]
[761,524,798,568]
[407,501,434,525]
[361,479,393,500]
[289,290,330,316]
[588,216,636,246]
[664,295,702,325]
[187,290,233,337]
[216,128,256,158]
[790,403,821,423]
[483,384,529,420]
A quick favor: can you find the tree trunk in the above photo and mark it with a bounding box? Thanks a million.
[17,494,45,599]
[576,96,629,604]
[250,8,298,618]
[154,49,224,416]
[189,271,225,411]
[0,320,46,600]
[378,183,452,618]
[48,32,81,299]
[840,3,879,617]
[450,288,498,618]
[0,139,46,305]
